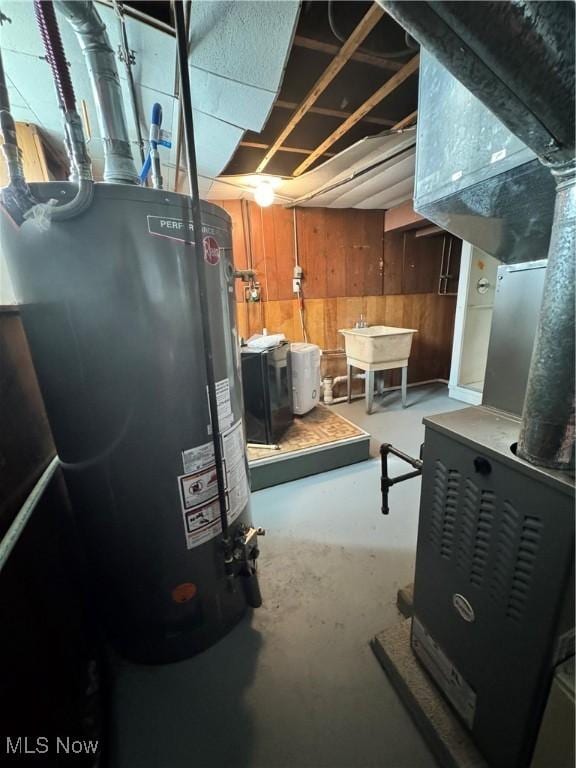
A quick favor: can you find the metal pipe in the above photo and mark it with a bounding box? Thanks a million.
[380,0,575,469]
[0,456,60,574]
[0,44,37,224]
[31,0,94,222]
[113,0,145,166]
[380,443,423,516]
[173,0,232,564]
[55,0,138,184]
[518,163,576,468]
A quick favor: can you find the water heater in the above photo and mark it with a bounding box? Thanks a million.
[1,182,260,663]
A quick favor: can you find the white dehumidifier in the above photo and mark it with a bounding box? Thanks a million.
[290,343,321,415]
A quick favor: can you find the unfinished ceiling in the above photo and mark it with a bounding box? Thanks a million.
[207,130,416,209]
[0,0,299,196]
[223,0,419,179]
[1,0,418,209]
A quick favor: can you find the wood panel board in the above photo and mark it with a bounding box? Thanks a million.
[296,208,328,298]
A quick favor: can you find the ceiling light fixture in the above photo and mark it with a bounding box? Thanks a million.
[254,180,275,207]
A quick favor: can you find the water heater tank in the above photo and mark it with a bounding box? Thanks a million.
[2,182,258,663]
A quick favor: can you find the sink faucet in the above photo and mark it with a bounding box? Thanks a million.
[355,314,367,328]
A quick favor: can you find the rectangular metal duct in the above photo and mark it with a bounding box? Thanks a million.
[414,49,556,264]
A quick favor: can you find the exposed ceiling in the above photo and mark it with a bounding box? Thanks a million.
[1,0,419,210]
[1,0,300,196]
[207,130,416,210]
[222,0,419,179]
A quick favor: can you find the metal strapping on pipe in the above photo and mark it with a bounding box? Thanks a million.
[55,0,139,184]
[0,456,60,574]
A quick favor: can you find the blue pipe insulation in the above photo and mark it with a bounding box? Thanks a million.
[139,102,171,185]
[150,102,162,148]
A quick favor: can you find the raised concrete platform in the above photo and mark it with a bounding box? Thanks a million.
[370,620,488,768]
[248,405,370,490]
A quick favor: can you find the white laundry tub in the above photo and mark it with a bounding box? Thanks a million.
[339,326,417,365]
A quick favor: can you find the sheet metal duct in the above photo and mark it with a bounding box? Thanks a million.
[380,0,575,470]
[55,0,139,184]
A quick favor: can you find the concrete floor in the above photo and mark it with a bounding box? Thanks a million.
[110,384,465,768]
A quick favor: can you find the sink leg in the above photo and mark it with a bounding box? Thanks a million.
[347,364,352,404]
[402,366,408,408]
[366,370,374,414]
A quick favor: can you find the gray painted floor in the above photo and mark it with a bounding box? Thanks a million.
[110,384,465,768]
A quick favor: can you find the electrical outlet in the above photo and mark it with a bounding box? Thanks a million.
[293,265,303,279]
[293,278,301,294]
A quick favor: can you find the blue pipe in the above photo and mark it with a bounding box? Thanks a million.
[139,102,171,187]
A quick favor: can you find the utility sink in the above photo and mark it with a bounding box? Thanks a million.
[339,326,418,414]
[339,325,417,365]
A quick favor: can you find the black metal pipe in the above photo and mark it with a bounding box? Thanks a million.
[380,443,423,515]
[172,0,232,563]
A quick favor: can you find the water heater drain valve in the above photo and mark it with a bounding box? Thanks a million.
[234,525,265,564]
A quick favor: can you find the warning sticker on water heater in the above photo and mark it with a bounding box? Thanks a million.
[178,418,249,550]
[183,499,224,549]
[179,465,219,510]
[222,419,249,525]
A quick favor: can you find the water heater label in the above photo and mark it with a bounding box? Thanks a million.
[147,215,227,245]
[182,441,215,474]
[222,419,249,525]
[179,466,219,510]
[178,418,249,550]
[207,378,233,430]
[183,499,224,550]
[203,235,220,265]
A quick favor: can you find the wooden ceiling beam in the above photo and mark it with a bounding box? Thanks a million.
[293,54,420,176]
[293,35,403,73]
[392,109,418,130]
[255,2,385,173]
[240,141,335,158]
[276,99,395,127]
[274,99,395,127]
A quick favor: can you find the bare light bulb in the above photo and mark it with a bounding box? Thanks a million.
[254,181,274,207]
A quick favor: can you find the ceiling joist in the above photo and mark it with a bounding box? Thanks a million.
[275,99,395,127]
[293,35,403,73]
[255,2,385,173]
[240,141,335,158]
[293,53,420,176]
[392,110,418,130]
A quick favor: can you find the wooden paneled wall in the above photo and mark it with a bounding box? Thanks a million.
[216,200,458,384]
